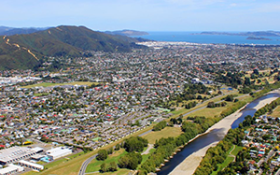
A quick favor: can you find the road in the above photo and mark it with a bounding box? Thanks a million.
[79,154,97,175]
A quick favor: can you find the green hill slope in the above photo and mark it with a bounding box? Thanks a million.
[0,25,145,70]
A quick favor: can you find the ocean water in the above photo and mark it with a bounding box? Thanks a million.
[135,31,280,45]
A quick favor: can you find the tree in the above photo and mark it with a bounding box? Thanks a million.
[124,137,148,152]
[207,101,215,108]
[253,69,259,75]
[100,163,108,172]
[115,144,121,151]
[244,77,251,86]
[107,147,113,155]
[96,149,108,160]
[118,152,142,170]
[153,121,167,131]
[109,162,118,172]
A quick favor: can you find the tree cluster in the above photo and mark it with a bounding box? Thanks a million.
[215,72,243,88]
[172,83,211,102]
[100,162,118,172]
[185,101,197,109]
[118,152,142,170]
[207,101,227,108]
[96,149,108,161]
[169,117,183,125]
[153,121,167,131]
[124,137,148,152]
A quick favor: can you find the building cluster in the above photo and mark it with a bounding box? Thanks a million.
[0,145,72,175]
[241,115,280,174]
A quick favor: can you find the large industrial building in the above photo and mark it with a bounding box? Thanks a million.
[0,146,43,165]
[46,147,72,160]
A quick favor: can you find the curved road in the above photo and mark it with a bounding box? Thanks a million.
[79,154,97,175]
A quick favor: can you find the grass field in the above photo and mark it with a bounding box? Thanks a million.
[143,127,183,144]
[34,93,49,97]
[185,103,233,118]
[211,145,242,175]
[86,149,127,173]
[237,94,253,103]
[85,169,131,175]
[271,105,280,117]
[21,81,99,88]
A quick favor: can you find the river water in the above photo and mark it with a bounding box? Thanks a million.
[157,93,280,175]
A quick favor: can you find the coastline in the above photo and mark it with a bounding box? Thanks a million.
[169,90,280,175]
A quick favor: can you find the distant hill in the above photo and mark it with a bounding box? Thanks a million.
[0,26,48,36]
[0,26,13,34]
[105,29,149,36]
[0,25,146,70]
[195,31,280,37]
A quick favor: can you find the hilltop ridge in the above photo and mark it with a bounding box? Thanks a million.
[0,25,146,70]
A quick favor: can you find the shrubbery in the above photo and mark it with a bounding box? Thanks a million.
[124,137,148,152]
[153,121,167,131]
[96,149,108,161]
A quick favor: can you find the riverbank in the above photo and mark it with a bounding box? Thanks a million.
[169,89,280,175]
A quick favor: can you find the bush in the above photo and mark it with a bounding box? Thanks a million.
[153,121,167,131]
[96,149,108,161]
[124,137,148,152]
[100,162,117,172]
[207,101,215,108]
[118,152,142,170]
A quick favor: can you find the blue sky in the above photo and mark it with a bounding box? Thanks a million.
[1,0,280,31]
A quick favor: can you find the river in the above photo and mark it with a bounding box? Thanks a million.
[157,92,280,175]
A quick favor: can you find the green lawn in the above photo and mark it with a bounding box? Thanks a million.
[86,149,127,173]
[143,127,183,144]
[34,93,50,97]
[85,169,131,175]
[237,94,253,103]
[211,145,242,175]
[21,81,98,88]
[185,103,233,118]
[271,105,280,117]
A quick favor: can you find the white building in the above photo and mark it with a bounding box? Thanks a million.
[18,160,43,171]
[0,146,43,165]
[0,164,24,175]
[46,147,72,160]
